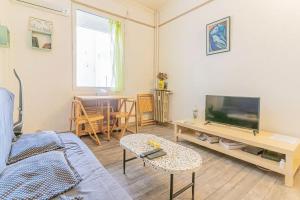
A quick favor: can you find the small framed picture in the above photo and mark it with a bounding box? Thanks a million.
[29,17,53,51]
[0,25,10,48]
[206,16,230,55]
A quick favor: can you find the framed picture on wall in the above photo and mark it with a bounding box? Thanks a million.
[0,25,10,48]
[206,16,230,55]
[29,17,53,51]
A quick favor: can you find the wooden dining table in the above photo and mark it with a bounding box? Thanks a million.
[74,95,133,137]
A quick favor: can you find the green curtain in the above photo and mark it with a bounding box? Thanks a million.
[109,20,124,92]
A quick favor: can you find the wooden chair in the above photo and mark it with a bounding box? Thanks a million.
[71,100,103,145]
[137,94,156,126]
[110,98,138,139]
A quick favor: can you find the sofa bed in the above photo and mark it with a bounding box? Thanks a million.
[0,88,132,200]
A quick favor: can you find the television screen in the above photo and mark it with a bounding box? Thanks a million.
[205,95,260,130]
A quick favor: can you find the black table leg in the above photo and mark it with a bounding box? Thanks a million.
[169,172,195,200]
[170,174,174,200]
[192,172,195,200]
[123,149,126,174]
[122,149,138,175]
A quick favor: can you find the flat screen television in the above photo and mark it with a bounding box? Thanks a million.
[205,95,260,131]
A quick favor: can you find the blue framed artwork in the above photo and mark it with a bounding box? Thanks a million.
[206,17,230,55]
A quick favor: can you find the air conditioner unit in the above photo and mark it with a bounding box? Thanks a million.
[12,0,70,16]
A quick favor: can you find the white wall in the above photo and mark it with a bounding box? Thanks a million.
[0,0,154,132]
[159,0,209,24]
[124,21,154,96]
[0,51,4,85]
[159,0,300,137]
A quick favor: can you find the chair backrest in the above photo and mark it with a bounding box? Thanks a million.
[118,98,136,115]
[137,94,154,113]
[72,100,88,119]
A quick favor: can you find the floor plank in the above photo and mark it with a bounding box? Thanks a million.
[81,125,300,200]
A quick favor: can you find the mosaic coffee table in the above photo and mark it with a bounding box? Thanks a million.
[120,134,202,200]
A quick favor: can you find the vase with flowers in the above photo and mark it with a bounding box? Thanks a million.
[157,72,168,90]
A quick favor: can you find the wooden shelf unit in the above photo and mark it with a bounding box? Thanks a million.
[174,120,300,187]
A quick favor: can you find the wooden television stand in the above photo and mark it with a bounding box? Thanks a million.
[174,120,300,187]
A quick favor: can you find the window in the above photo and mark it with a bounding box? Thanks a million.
[76,10,115,88]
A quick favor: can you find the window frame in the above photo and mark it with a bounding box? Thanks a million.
[72,3,125,92]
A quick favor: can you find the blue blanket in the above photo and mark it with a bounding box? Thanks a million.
[8,131,64,164]
[0,151,81,200]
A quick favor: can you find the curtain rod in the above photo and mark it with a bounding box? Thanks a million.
[72,0,155,29]
[16,0,66,14]
[159,0,215,27]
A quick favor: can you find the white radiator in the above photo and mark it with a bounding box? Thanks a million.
[154,90,171,123]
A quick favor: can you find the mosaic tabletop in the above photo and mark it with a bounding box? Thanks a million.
[120,134,202,174]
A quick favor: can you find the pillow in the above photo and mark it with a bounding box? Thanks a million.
[8,131,64,164]
[0,151,82,200]
[0,88,15,174]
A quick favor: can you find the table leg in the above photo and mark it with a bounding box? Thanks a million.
[169,172,195,200]
[285,154,294,187]
[192,172,195,200]
[170,174,174,200]
[122,149,137,175]
[123,149,126,174]
[107,101,110,140]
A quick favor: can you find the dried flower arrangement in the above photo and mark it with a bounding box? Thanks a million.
[157,72,168,81]
[157,72,168,90]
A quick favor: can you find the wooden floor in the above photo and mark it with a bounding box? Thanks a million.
[82,125,300,200]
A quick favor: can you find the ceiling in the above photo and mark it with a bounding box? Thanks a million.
[132,0,168,9]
